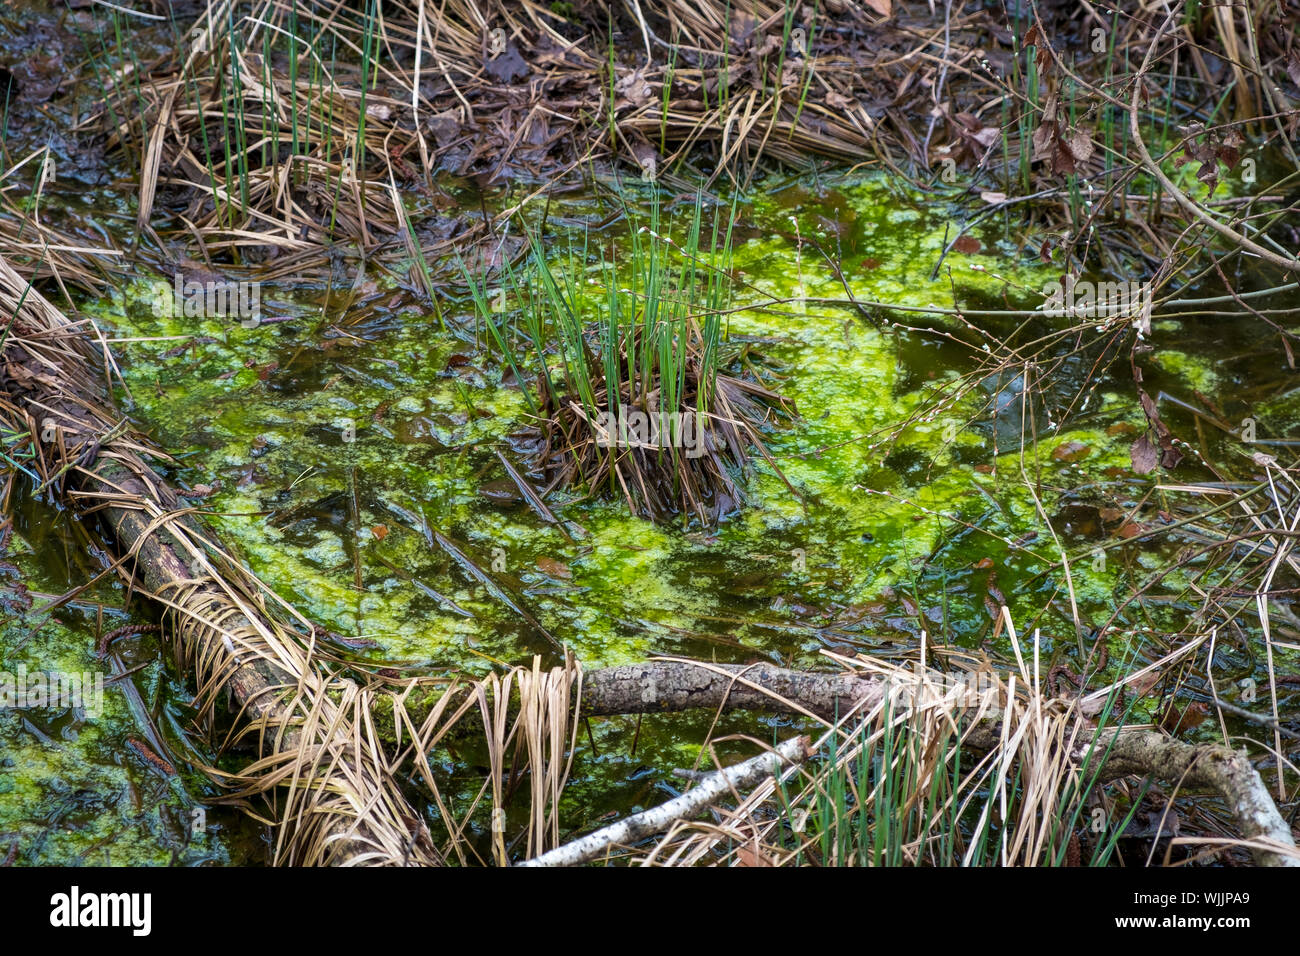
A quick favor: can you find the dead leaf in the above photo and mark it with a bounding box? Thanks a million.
[1065,129,1094,164]
[1037,123,1094,175]
[826,90,857,110]
[371,524,388,540]
[4,362,57,389]
[1159,699,1209,736]
[737,843,775,866]
[1136,387,1184,470]
[484,42,529,83]
[1128,669,1164,697]
[947,112,1001,164]
[953,235,982,254]
[1078,695,1107,719]
[536,556,571,579]
[1052,440,1092,463]
[427,109,464,147]
[615,67,655,108]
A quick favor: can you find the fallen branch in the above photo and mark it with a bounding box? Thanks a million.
[0,256,438,866]
[580,659,884,722]
[1129,12,1300,277]
[576,658,1298,866]
[1077,728,1298,868]
[517,735,811,867]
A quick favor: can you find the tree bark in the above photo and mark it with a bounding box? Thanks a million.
[580,660,883,722]
[518,735,811,867]
[578,659,1299,867]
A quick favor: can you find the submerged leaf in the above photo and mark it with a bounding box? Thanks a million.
[536,556,572,580]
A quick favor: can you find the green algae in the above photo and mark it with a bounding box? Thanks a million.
[1149,349,1220,394]
[4,169,1260,864]
[0,537,257,865]
[74,172,1216,673]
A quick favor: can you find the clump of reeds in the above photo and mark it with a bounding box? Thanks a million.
[633,647,1141,868]
[88,0,895,271]
[95,0,419,264]
[0,147,120,297]
[468,196,792,526]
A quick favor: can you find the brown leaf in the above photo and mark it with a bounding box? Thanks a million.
[1052,440,1092,463]
[1128,669,1164,698]
[1065,129,1094,163]
[614,67,655,108]
[863,0,891,16]
[536,556,572,579]
[1031,120,1057,162]
[1130,434,1159,475]
[951,112,1001,154]
[1159,700,1209,736]
[826,90,857,110]
[484,42,529,83]
[1050,136,1079,175]
[1078,695,1108,719]
[371,524,388,541]
[953,235,982,254]
[737,843,775,866]
[426,109,463,147]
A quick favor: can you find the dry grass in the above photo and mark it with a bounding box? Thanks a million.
[620,632,1289,867]
[85,0,899,272]
[0,254,443,865]
[624,649,1091,866]
[85,1,1300,284]
[0,147,122,297]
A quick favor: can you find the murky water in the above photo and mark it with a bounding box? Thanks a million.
[9,155,1280,862]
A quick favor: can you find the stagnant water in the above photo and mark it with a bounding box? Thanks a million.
[2,166,1293,864]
